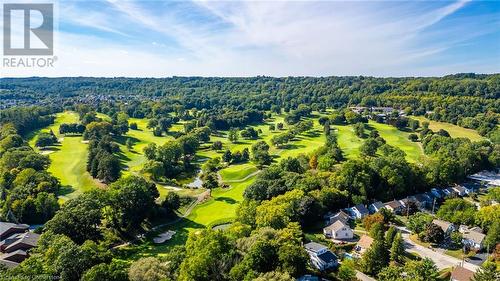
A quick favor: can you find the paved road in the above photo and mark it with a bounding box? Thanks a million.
[401,233,478,272]
[356,270,376,281]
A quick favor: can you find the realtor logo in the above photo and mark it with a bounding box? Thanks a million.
[3,3,53,56]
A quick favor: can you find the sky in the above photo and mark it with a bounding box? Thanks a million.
[1,0,499,77]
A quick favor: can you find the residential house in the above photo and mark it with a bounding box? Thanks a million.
[445,187,458,197]
[354,235,374,256]
[462,230,485,250]
[325,210,350,225]
[304,242,338,271]
[349,204,369,219]
[441,188,451,197]
[0,222,29,240]
[467,170,500,187]
[462,183,478,195]
[450,266,474,281]
[0,232,40,253]
[323,220,353,240]
[431,188,444,199]
[398,198,409,208]
[0,226,39,268]
[368,201,385,214]
[384,200,403,214]
[410,194,432,209]
[452,185,467,196]
[432,219,455,236]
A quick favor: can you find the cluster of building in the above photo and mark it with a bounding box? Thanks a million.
[432,219,486,251]
[0,222,40,268]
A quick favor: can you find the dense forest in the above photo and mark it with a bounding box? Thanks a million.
[0,75,498,281]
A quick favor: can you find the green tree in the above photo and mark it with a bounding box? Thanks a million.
[128,257,169,281]
[405,258,439,281]
[107,176,158,232]
[424,223,444,244]
[437,198,476,225]
[472,261,498,281]
[338,259,357,281]
[45,190,106,243]
[82,262,128,281]
[251,141,272,167]
[178,230,236,281]
[390,233,405,263]
[385,226,397,246]
[163,192,180,211]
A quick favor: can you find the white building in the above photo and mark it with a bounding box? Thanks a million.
[304,242,338,271]
[323,220,353,240]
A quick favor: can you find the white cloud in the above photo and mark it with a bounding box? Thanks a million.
[2,0,497,77]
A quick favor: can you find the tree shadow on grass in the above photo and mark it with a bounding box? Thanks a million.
[58,185,75,197]
[302,130,321,138]
[214,197,237,204]
[115,135,141,146]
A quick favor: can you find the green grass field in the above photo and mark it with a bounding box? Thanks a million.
[412,116,484,141]
[29,111,99,200]
[368,121,425,163]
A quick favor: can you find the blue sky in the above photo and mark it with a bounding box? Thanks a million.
[3,0,500,77]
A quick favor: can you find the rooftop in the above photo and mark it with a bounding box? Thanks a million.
[432,219,453,232]
[356,235,374,250]
[305,242,327,253]
[463,230,486,244]
[324,220,350,232]
[450,266,474,281]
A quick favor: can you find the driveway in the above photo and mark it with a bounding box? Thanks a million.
[401,233,478,272]
[356,270,376,281]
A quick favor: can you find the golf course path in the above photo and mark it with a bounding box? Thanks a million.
[219,170,261,183]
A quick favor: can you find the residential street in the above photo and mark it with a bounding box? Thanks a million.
[356,270,376,281]
[401,233,479,272]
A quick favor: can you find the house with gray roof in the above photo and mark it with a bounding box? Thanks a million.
[304,242,338,271]
[349,204,369,219]
[0,222,29,240]
[368,201,385,214]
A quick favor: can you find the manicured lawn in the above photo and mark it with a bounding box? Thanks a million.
[117,118,174,175]
[412,116,484,141]
[219,163,258,181]
[368,121,425,163]
[333,125,363,159]
[29,111,99,200]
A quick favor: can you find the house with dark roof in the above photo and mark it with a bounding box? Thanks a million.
[304,242,338,271]
[432,219,455,236]
[0,232,40,253]
[323,220,353,240]
[409,194,432,209]
[349,204,369,219]
[0,222,38,268]
[0,222,29,240]
[0,250,28,263]
[368,201,385,214]
[384,200,403,214]
[431,188,444,199]
[325,210,350,225]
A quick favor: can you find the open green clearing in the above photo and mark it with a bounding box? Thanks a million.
[368,121,425,163]
[29,111,99,200]
[412,116,484,141]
